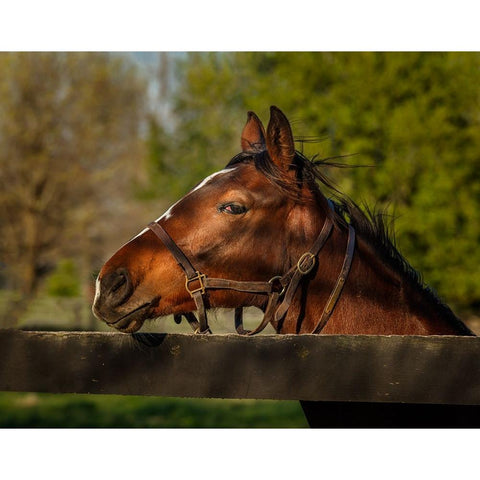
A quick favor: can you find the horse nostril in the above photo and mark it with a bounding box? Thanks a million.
[111,272,126,293]
[102,268,133,307]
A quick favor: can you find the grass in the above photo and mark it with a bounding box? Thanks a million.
[0,392,308,428]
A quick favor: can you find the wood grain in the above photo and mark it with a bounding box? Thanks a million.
[1,330,480,406]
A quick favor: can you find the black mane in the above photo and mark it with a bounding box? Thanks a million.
[228,149,423,287]
[227,149,473,335]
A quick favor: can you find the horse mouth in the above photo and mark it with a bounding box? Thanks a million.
[107,303,151,333]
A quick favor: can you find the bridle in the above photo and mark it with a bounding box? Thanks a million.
[147,201,355,335]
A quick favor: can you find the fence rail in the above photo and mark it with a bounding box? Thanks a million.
[1,329,480,426]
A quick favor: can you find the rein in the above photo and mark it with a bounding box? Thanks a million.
[147,205,355,335]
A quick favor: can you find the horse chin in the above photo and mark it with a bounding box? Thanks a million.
[107,303,151,333]
[114,317,145,333]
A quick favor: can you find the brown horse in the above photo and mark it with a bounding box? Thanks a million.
[93,106,473,336]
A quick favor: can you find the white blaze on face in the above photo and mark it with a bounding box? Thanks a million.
[93,275,101,306]
[188,168,236,195]
[130,167,237,240]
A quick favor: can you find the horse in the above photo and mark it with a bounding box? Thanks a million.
[92,106,474,337]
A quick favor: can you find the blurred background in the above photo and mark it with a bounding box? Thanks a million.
[1,52,479,426]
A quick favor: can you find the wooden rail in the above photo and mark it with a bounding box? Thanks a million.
[1,330,480,426]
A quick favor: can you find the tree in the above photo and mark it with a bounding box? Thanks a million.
[0,52,147,326]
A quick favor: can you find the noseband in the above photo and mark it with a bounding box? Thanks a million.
[147,203,355,335]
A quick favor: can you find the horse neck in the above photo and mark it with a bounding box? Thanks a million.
[278,221,472,336]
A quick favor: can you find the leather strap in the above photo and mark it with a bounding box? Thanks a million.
[148,222,198,279]
[148,222,277,296]
[234,291,282,336]
[274,216,334,323]
[205,278,274,294]
[312,224,355,333]
[149,222,211,333]
[174,312,201,331]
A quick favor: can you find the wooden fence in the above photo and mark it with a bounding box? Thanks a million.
[1,329,480,427]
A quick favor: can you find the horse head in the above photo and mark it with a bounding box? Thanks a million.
[92,107,329,333]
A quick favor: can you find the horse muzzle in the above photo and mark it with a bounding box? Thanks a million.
[92,267,151,332]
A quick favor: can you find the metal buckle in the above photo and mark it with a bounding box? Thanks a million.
[297,252,316,275]
[185,271,207,297]
[268,275,286,296]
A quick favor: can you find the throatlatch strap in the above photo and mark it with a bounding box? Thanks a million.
[312,224,356,334]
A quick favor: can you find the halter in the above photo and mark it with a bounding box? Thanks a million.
[147,203,355,335]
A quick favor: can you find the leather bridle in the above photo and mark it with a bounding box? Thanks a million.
[147,202,355,335]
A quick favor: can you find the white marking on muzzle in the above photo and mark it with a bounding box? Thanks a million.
[93,275,101,305]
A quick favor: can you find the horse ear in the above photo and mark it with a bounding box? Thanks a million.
[266,106,295,171]
[241,111,266,152]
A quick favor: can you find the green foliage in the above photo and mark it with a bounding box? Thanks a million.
[46,259,81,298]
[154,52,480,312]
[0,392,307,427]
[135,116,184,200]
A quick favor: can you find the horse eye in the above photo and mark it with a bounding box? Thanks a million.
[219,203,247,215]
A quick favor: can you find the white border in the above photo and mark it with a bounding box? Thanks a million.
[1,1,479,50]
